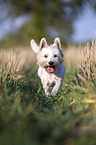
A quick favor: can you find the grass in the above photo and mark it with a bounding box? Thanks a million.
[0,36,96,145]
[75,40,96,87]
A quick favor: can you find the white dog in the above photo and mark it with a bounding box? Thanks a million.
[30,37,65,96]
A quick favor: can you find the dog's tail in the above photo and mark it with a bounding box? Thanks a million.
[30,39,39,53]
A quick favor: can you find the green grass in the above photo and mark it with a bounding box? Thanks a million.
[0,41,96,145]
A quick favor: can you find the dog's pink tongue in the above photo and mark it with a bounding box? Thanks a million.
[47,67,54,73]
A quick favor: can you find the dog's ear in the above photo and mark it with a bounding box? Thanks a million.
[40,38,47,50]
[30,39,39,53]
[54,37,62,50]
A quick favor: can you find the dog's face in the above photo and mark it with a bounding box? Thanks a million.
[31,37,64,73]
[37,45,63,73]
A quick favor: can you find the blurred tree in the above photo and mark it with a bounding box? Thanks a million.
[0,0,96,44]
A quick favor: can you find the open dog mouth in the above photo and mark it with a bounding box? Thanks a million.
[45,65,55,73]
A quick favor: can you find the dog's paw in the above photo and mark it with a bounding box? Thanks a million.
[45,92,49,97]
[51,92,56,96]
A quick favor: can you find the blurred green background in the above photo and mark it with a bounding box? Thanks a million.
[0,0,96,46]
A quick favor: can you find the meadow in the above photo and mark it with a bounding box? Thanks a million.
[0,36,96,145]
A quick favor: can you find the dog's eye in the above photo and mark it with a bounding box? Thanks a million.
[54,54,57,57]
[44,55,48,58]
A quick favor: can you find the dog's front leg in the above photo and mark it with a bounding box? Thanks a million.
[43,82,50,97]
[51,80,62,96]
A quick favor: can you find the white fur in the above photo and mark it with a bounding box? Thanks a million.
[30,39,39,53]
[30,37,65,96]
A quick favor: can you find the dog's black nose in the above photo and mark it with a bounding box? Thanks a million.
[49,61,54,65]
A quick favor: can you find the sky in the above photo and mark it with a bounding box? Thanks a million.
[72,6,96,43]
[0,15,30,40]
[0,5,96,43]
